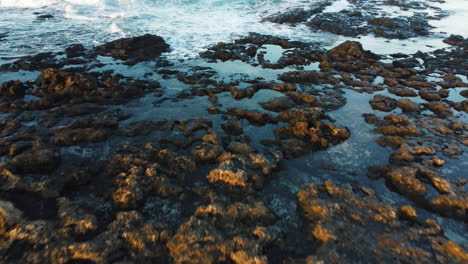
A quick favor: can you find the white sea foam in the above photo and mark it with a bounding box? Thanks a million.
[0,0,58,8]
[0,0,467,59]
[323,0,350,13]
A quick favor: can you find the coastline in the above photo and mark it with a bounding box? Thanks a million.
[0,0,467,263]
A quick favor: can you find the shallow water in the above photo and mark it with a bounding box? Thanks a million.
[0,0,467,260]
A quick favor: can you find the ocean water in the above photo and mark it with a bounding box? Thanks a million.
[0,0,467,60]
[0,0,323,59]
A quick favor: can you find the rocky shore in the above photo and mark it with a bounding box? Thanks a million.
[0,0,467,263]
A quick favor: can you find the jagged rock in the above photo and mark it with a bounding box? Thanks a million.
[397,98,421,112]
[370,95,397,112]
[168,200,276,264]
[0,80,27,98]
[94,34,169,61]
[36,68,98,97]
[296,182,464,263]
[8,149,61,174]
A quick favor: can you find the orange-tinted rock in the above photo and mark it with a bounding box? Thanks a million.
[369,95,397,112]
[424,101,453,116]
[376,136,406,148]
[397,98,421,112]
[398,205,417,221]
[428,195,467,221]
[385,167,426,198]
[168,200,275,264]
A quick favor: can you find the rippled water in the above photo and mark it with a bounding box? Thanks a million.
[1,0,467,60]
[0,0,323,58]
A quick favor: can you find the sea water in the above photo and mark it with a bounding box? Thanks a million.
[1,0,467,60]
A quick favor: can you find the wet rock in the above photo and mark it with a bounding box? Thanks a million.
[200,33,316,69]
[8,141,33,156]
[376,135,406,149]
[309,12,367,37]
[264,3,330,25]
[328,41,379,62]
[429,157,446,168]
[452,100,468,112]
[279,70,322,84]
[50,118,118,146]
[309,12,432,39]
[264,8,316,24]
[375,115,422,136]
[275,117,349,158]
[94,34,169,61]
[0,80,27,98]
[0,200,23,236]
[443,34,466,47]
[207,166,249,188]
[368,14,432,39]
[227,108,277,126]
[397,98,421,112]
[167,200,276,264]
[65,44,86,58]
[2,208,168,263]
[0,169,20,191]
[36,68,98,98]
[57,198,98,236]
[222,119,244,136]
[388,86,417,97]
[433,240,468,263]
[36,14,54,20]
[227,142,253,155]
[385,167,426,198]
[8,149,61,174]
[424,101,453,116]
[397,205,417,222]
[192,141,224,162]
[409,146,435,156]
[296,182,461,263]
[459,90,468,99]
[369,95,397,112]
[417,168,451,194]
[0,52,60,72]
[419,88,441,101]
[108,144,194,210]
[259,96,295,112]
[390,144,416,163]
[428,195,467,221]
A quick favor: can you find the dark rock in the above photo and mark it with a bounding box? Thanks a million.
[388,87,417,97]
[443,34,467,47]
[0,80,26,98]
[259,96,296,112]
[36,68,98,98]
[65,44,86,58]
[397,98,421,112]
[94,34,169,61]
[309,12,367,37]
[8,149,61,174]
[309,12,432,39]
[369,95,397,112]
[37,14,54,20]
